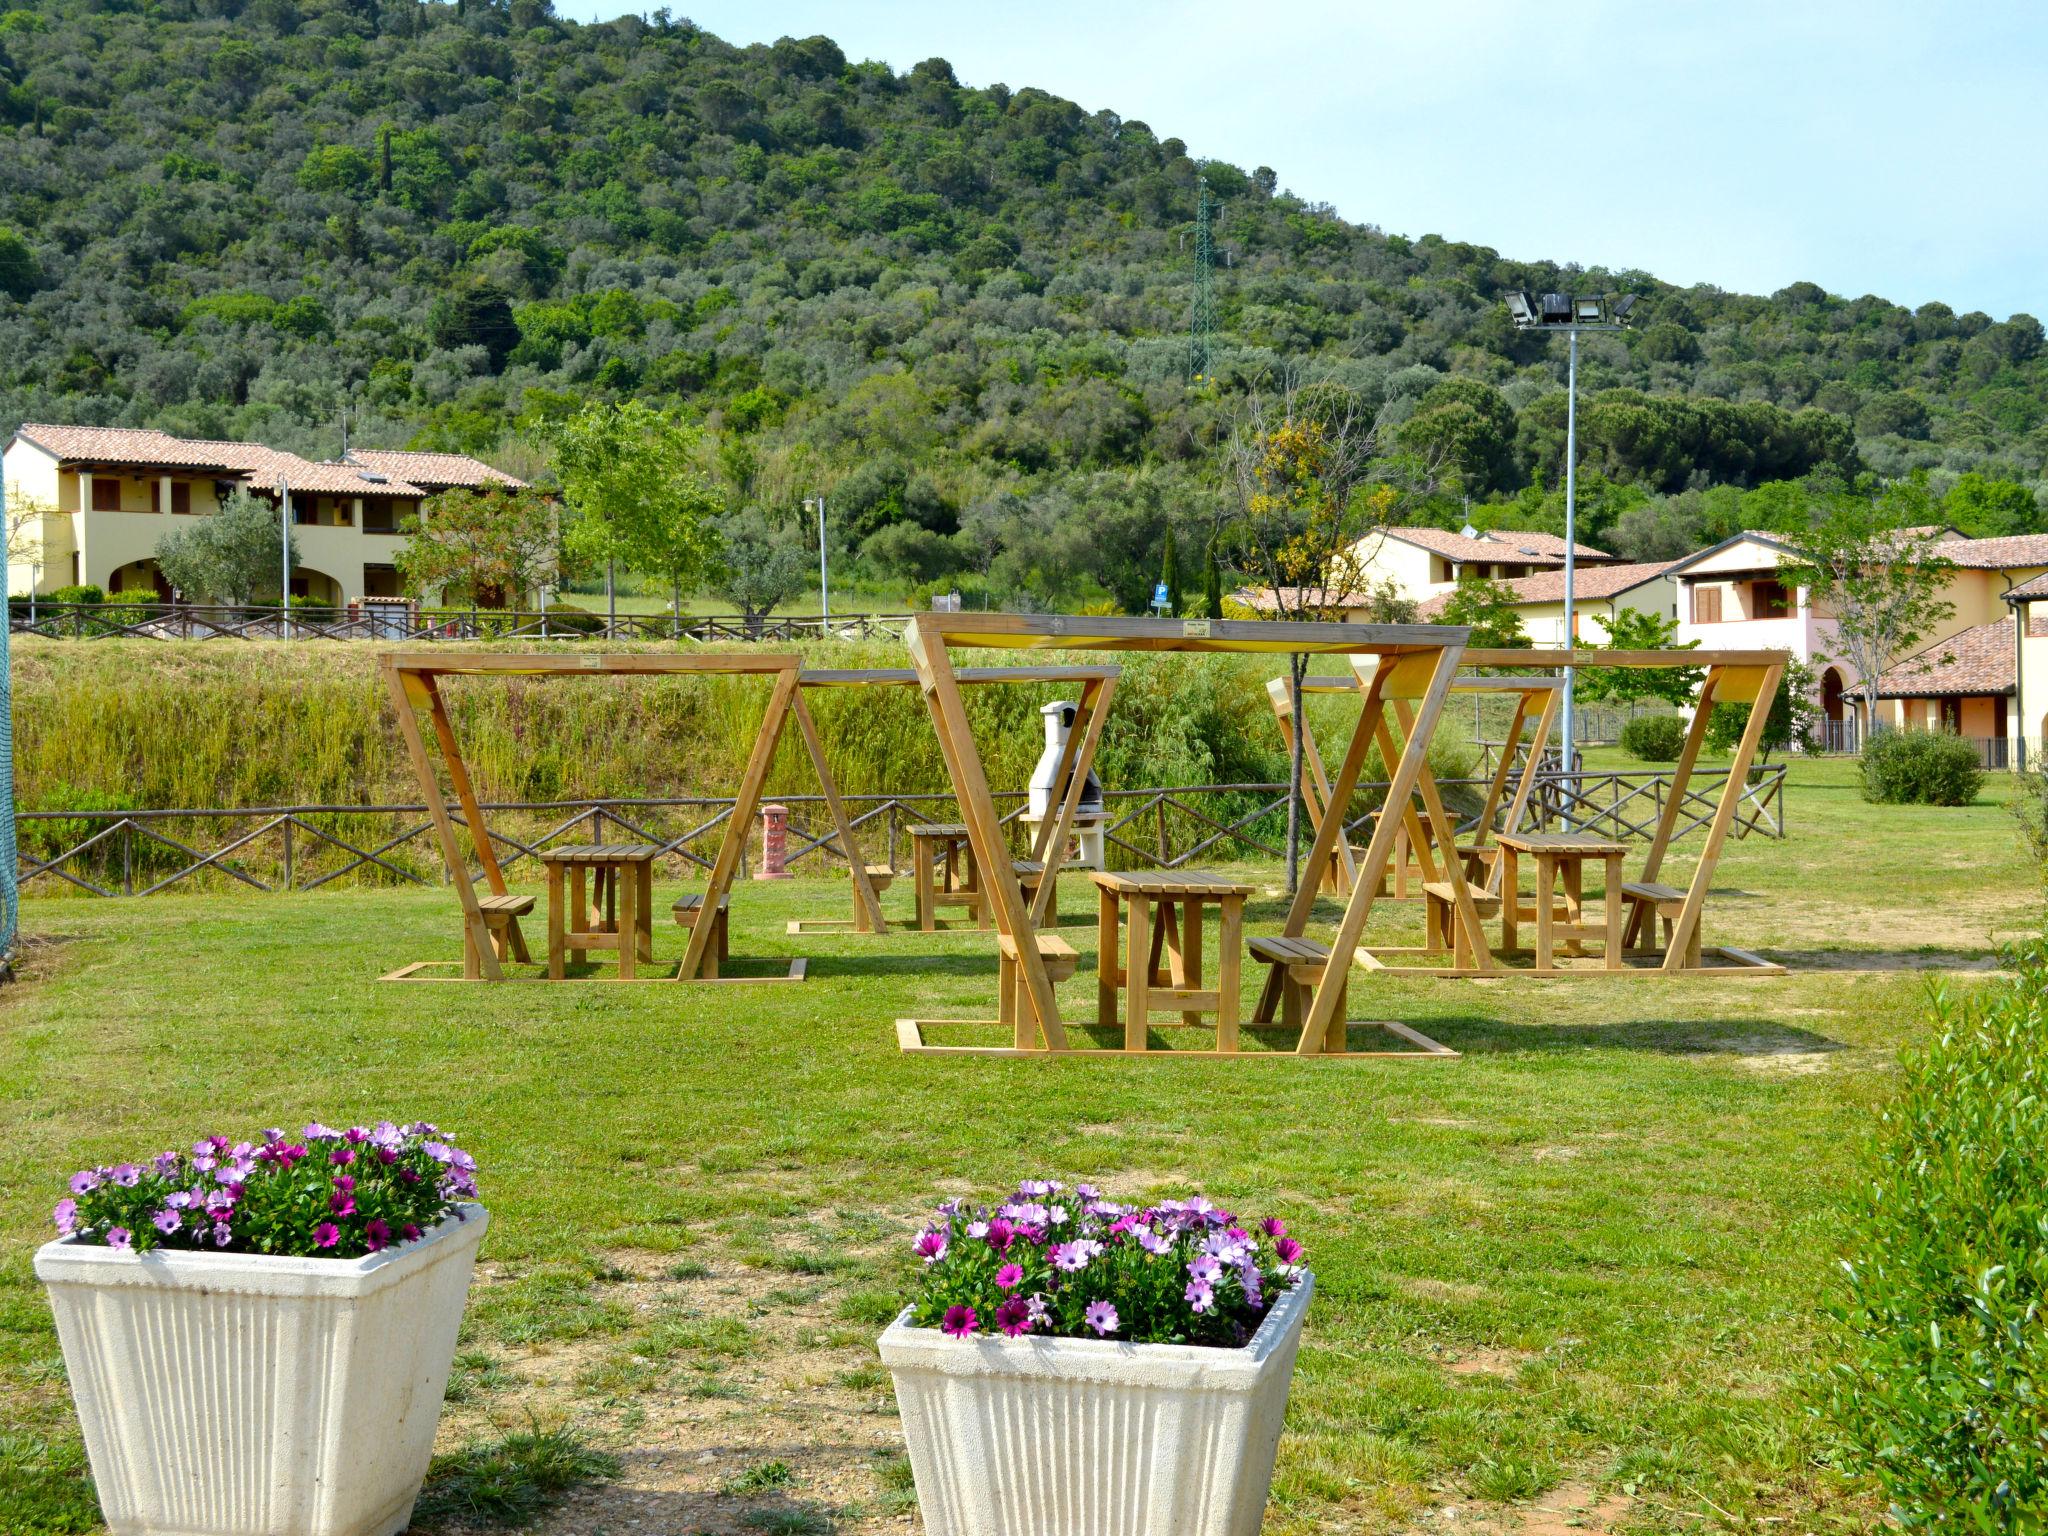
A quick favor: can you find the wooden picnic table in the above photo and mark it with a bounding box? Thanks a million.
[1091,870,1254,1051]
[1496,831,1628,972]
[909,823,986,931]
[542,843,662,979]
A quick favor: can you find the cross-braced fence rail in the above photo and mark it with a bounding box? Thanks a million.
[17,765,1784,899]
[8,602,916,645]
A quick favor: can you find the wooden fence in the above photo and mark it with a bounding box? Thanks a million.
[16,766,1784,899]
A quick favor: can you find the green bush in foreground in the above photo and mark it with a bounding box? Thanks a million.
[1620,715,1686,762]
[1828,944,2048,1527]
[1861,729,1984,806]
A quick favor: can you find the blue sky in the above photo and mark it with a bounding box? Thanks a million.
[553,0,2046,321]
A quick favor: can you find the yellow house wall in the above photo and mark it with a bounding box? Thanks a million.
[1348,534,1439,604]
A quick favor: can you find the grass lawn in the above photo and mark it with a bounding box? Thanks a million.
[2,756,2038,1535]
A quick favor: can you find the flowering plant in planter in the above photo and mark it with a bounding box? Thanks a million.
[905,1180,1305,1348]
[52,1120,478,1259]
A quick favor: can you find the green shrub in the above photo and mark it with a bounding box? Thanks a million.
[1827,944,2048,1526]
[46,584,103,605]
[20,782,140,864]
[1620,715,1685,762]
[541,602,605,635]
[1860,729,1983,806]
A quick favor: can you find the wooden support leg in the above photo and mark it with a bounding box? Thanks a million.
[1097,885,1119,1028]
[1000,948,1021,1048]
[1501,844,1520,953]
[547,863,566,979]
[1149,901,1173,985]
[462,915,481,980]
[1253,962,1284,1025]
[1180,899,1203,1028]
[915,839,934,932]
[1126,894,1151,1052]
[570,867,588,966]
[617,869,638,980]
[1603,852,1623,970]
[1217,897,1242,1053]
[1323,967,1347,1055]
[1563,859,1584,957]
[637,863,654,962]
[1534,855,1555,974]
[1280,968,1303,1034]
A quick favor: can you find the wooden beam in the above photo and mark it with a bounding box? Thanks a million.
[789,689,887,934]
[1297,640,1464,1053]
[1638,669,1721,888]
[676,664,802,980]
[382,659,499,980]
[1663,663,1781,970]
[1281,659,1392,941]
[1029,674,1117,928]
[421,674,507,897]
[1394,698,1495,973]
[1461,646,1789,669]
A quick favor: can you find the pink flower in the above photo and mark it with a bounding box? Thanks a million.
[313,1223,341,1250]
[365,1219,391,1252]
[1260,1217,1287,1239]
[1184,1279,1214,1313]
[913,1229,948,1264]
[994,1297,1033,1336]
[941,1305,978,1338]
[52,1199,78,1236]
[106,1227,133,1251]
[1085,1300,1119,1336]
[995,1263,1023,1291]
[1274,1237,1304,1267]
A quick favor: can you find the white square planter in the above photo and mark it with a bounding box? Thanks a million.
[880,1271,1312,1536]
[34,1204,489,1536]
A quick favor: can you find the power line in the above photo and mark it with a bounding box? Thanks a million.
[1189,175,1215,382]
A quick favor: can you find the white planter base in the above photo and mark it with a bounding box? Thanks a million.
[880,1272,1311,1536]
[35,1204,488,1536]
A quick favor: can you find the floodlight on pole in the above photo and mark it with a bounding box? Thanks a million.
[803,497,829,625]
[1503,291,1638,782]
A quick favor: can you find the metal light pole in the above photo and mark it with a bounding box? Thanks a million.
[1504,291,1635,769]
[804,497,829,626]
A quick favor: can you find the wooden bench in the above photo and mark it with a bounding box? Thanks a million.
[1620,880,1699,966]
[853,864,895,932]
[1420,880,1502,969]
[466,892,535,974]
[1012,859,1058,925]
[1249,935,1347,1051]
[997,931,1080,1046]
[672,892,731,978]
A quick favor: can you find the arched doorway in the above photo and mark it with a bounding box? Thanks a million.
[108,559,172,601]
[1820,667,1848,751]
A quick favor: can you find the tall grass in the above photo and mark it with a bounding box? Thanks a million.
[12,638,1479,811]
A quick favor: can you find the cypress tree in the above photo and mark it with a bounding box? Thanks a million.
[1203,534,1224,619]
[1160,524,1179,616]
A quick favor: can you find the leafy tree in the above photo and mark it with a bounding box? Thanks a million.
[0,226,37,301]
[552,401,723,635]
[394,485,564,608]
[1942,472,2041,537]
[1704,658,1820,764]
[153,490,295,605]
[1201,532,1224,620]
[1432,577,1527,651]
[1394,378,1516,494]
[710,508,810,626]
[1781,484,1957,731]
[1577,608,1702,708]
[1158,523,1179,615]
[427,280,519,370]
[1222,377,1389,892]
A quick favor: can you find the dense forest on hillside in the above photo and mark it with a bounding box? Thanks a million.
[2,0,2046,608]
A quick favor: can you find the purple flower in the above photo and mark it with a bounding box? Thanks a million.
[330,1193,356,1217]
[313,1222,340,1250]
[1136,1228,1172,1256]
[995,1263,1024,1291]
[913,1229,948,1264]
[365,1218,391,1252]
[152,1210,181,1235]
[1274,1236,1304,1267]
[1025,1294,1050,1324]
[1053,1238,1102,1272]
[69,1169,102,1195]
[329,1147,356,1166]
[1085,1300,1119,1336]
[344,1126,370,1145]
[994,1296,1033,1336]
[402,1223,422,1241]
[1187,1253,1223,1284]
[1260,1217,1287,1239]
[151,1151,180,1175]
[423,1140,454,1165]
[1184,1278,1215,1313]
[106,1227,133,1251]
[52,1198,78,1236]
[985,1217,1016,1254]
[304,1122,338,1141]
[212,1224,232,1248]
[941,1305,978,1338]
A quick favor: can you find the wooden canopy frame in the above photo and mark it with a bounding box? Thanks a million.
[1270,673,1560,901]
[379,651,803,982]
[1345,647,1789,977]
[787,666,1120,935]
[898,613,1470,1058]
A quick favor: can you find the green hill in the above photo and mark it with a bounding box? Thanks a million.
[1,0,2044,607]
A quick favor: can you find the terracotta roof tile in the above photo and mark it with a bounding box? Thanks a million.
[346,449,526,490]
[1875,621,2015,696]
[1376,525,1612,565]
[1414,559,1678,619]
[13,423,273,472]
[1929,532,2048,570]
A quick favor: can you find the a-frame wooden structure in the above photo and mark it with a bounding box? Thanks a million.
[379,651,803,982]
[1269,673,1560,902]
[787,666,1119,935]
[1345,647,1789,977]
[896,613,1470,1059]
